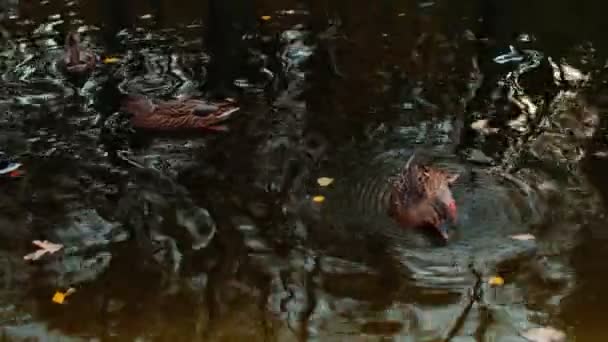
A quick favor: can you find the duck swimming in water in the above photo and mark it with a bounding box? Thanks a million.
[388,153,459,241]
[62,31,97,75]
[0,152,23,178]
[120,94,240,132]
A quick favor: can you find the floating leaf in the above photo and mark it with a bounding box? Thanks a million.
[471,119,499,134]
[510,233,535,241]
[521,327,566,342]
[317,177,334,187]
[52,292,66,304]
[312,195,325,203]
[52,287,76,304]
[261,15,271,21]
[103,57,120,64]
[488,276,504,286]
[23,240,63,261]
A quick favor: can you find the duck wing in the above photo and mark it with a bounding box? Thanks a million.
[154,99,219,117]
[391,154,426,206]
[122,95,157,116]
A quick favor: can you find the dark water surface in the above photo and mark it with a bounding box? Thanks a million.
[1,0,608,341]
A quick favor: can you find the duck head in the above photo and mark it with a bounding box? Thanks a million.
[388,154,459,242]
[65,31,81,65]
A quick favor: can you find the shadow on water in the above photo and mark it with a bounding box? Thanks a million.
[1,0,608,341]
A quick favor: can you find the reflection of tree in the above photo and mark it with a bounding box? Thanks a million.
[303,0,478,148]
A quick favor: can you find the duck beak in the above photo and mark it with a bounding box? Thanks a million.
[447,200,457,223]
[436,222,450,241]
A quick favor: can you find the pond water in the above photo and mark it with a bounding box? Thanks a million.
[1,0,608,341]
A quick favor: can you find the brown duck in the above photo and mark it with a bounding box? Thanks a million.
[120,94,240,132]
[388,153,459,241]
[63,31,97,75]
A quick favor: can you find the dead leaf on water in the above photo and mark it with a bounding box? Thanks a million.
[312,195,325,203]
[488,276,504,286]
[317,177,334,187]
[510,233,535,241]
[471,119,499,135]
[24,240,63,261]
[52,287,76,305]
[521,327,566,342]
[52,292,65,304]
[103,57,121,64]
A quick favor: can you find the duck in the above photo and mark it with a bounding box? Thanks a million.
[62,31,97,75]
[120,94,240,132]
[388,153,459,241]
[0,152,23,177]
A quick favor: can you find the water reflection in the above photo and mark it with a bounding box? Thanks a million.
[0,0,606,341]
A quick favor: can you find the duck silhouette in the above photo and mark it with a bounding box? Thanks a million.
[62,31,97,75]
[120,94,240,132]
[0,152,22,177]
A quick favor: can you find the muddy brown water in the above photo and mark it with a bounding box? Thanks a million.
[1,0,608,341]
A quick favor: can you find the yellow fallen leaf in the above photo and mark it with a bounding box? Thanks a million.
[312,195,325,203]
[52,292,66,304]
[317,177,334,187]
[24,240,63,261]
[52,287,76,304]
[488,276,504,286]
[261,15,271,21]
[103,57,120,64]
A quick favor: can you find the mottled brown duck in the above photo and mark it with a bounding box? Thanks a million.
[120,94,240,132]
[388,153,459,241]
[63,31,97,75]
